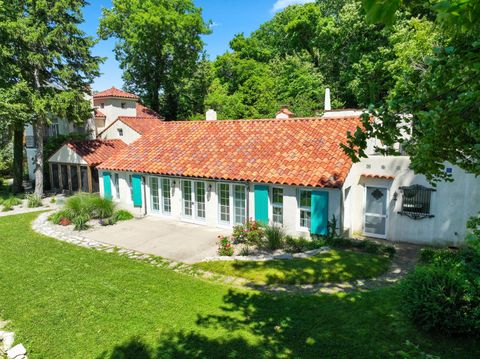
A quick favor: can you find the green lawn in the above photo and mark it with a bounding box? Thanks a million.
[0,213,478,358]
[193,250,390,285]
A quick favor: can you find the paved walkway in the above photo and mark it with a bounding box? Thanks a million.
[82,216,229,263]
[31,212,420,295]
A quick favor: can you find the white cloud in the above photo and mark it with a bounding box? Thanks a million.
[271,0,315,12]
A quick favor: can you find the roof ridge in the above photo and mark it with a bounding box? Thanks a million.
[160,116,361,124]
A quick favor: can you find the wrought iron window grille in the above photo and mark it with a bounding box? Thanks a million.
[398,184,436,220]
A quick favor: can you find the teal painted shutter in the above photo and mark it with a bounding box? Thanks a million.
[311,191,329,235]
[103,172,112,200]
[254,185,269,224]
[132,174,142,207]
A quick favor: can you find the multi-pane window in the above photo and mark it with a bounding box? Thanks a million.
[195,182,206,219]
[233,185,246,225]
[114,173,120,199]
[272,187,283,225]
[299,190,311,228]
[150,177,159,211]
[128,175,133,201]
[162,178,171,213]
[219,183,230,223]
[183,180,193,216]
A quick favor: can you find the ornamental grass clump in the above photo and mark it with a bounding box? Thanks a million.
[112,209,134,221]
[26,193,43,208]
[263,224,286,250]
[1,195,22,211]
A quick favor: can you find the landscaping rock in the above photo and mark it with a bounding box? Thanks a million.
[2,332,14,352]
[292,253,309,259]
[304,247,330,256]
[273,253,293,260]
[6,344,26,359]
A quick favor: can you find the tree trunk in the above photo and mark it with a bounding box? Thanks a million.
[12,122,24,194]
[33,121,44,196]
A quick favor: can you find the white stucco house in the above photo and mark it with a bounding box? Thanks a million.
[27,87,162,182]
[91,106,480,246]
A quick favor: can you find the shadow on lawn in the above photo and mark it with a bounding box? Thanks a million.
[230,250,388,285]
[95,288,444,359]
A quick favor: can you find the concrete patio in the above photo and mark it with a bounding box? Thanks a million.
[81,216,230,263]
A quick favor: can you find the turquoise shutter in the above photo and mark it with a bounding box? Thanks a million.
[311,191,329,235]
[132,174,142,207]
[254,185,269,224]
[103,172,112,200]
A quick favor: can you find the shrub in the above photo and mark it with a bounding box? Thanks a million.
[26,193,43,208]
[99,217,117,226]
[401,264,480,336]
[1,203,12,212]
[2,195,22,207]
[217,236,234,256]
[327,236,396,258]
[88,196,114,219]
[72,213,90,231]
[112,210,134,221]
[284,236,325,253]
[48,211,70,225]
[50,197,56,204]
[263,224,285,250]
[232,220,264,246]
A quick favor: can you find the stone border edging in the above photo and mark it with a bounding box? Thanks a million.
[0,320,28,359]
[202,247,330,262]
[31,212,418,295]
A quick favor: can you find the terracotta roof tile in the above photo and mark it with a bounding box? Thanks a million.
[362,174,395,180]
[94,108,106,118]
[117,116,164,135]
[98,117,361,188]
[93,86,139,100]
[136,103,162,119]
[67,139,127,167]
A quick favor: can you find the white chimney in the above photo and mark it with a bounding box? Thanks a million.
[324,88,331,111]
[206,108,217,121]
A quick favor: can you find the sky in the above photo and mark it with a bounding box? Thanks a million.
[81,0,315,91]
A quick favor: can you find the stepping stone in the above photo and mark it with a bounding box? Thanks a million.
[2,332,14,351]
[7,343,26,359]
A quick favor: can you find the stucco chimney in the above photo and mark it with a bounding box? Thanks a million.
[276,106,294,119]
[324,88,331,111]
[206,109,217,121]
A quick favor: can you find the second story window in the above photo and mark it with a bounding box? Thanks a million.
[100,103,105,109]
[121,102,126,109]
[117,128,123,136]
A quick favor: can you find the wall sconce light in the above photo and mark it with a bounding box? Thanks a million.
[208,184,212,193]
[172,180,176,186]
[393,191,398,201]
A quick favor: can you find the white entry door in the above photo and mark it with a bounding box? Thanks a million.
[364,186,388,238]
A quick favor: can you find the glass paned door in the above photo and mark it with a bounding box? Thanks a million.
[162,178,171,214]
[364,186,388,238]
[150,177,160,212]
[219,183,230,223]
[182,180,193,217]
[195,182,206,219]
[233,185,246,225]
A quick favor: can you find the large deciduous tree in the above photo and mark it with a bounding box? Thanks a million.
[1,0,101,195]
[342,0,480,182]
[98,0,210,120]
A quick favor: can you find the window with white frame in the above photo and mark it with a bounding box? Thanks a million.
[299,189,311,229]
[182,180,193,216]
[114,173,120,199]
[219,183,230,223]
[128,175,133,201]
[272,187,283,225]
[150,177,160,211]
[117,128,123,136]
[161,178,171,213]
[233,185,246,225]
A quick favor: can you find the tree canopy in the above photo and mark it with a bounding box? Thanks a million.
[98,0,211,120]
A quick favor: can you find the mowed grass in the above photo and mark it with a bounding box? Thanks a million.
[193,250,391,285]
[0,213,478,358]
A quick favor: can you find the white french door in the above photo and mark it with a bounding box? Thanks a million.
[182,180,206,221]
[364,186,388,238]
[218,183,246,226]
[150,177,172,215]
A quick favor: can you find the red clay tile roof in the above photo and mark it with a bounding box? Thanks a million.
[362,174,395,180]
[66,139,128,167]
[93,86,139,100]
[94,108,106,118]
[136,103,162,119]
[98,117,362,188]
[117,116,164,135]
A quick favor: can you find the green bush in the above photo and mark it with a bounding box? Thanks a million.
[327,236,396,258]
[232,220,265,246]
[284,235,326,253]
[26,193,43,208]
[263,224,285,250]
[217,236,234,256]
[72,213,90,231]
[48,211,71,225]
[112,210,134,221]
[1,195,22,211]
[401,264,480,336]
